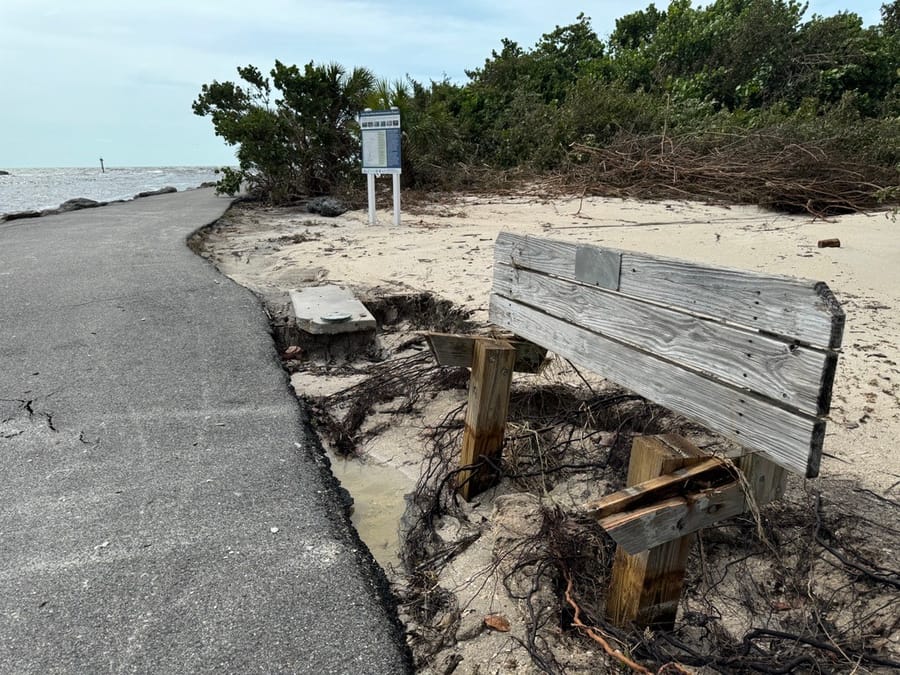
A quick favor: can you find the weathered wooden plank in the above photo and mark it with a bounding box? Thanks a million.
[458,339,517,500]
[599,482,746,554]
[426,332,547,373]
[495,233,844,350]
[427,332,475,367]
[493,264,833,416]
[583,457,730,520]
[490,295,825,477]
[607,436,706,629]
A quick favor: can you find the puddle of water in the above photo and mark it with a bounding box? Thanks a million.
[291,372,417,569]
[328,452,415,569]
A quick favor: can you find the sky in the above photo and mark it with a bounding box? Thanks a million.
[0,1,889,168]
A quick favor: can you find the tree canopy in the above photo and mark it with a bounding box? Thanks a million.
[194,1,899,211]
[193,61,374,200]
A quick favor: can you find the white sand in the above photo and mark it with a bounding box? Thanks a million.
[204,194,900,495]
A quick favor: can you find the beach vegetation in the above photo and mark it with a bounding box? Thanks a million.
[193,61,374,201]
[195,1,899,212]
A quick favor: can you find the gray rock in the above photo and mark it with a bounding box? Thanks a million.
[307,196,348,217]
[0,170,10,176]
[58,197,103,212]
[135,186,177,199]
[433,652,465,673]
[456,612,486,641]
[1,210,41,222]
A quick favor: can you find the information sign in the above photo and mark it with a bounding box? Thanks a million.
[360,109,402,174]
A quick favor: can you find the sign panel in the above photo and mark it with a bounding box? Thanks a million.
[360,109,401,174]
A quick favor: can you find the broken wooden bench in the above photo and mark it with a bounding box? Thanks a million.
[428,231,844,629]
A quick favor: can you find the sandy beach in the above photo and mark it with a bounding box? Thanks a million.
[201,194,900,493]
[196,193,900,673]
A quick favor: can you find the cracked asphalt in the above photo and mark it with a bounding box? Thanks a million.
[0,189,411,674]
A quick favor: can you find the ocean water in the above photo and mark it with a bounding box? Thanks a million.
[0,166,223,216]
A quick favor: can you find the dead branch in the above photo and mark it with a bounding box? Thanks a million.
[564,570,695,675]
[567,130,898,215]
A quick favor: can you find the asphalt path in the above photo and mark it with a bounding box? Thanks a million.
[0,189,411,673]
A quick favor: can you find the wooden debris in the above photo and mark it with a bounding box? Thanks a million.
[582,457,731,521]
[599,481,746,554]
[426,332,547,373]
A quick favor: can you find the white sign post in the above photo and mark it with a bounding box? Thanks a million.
[359,108,401,225]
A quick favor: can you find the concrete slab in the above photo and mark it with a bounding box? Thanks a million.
[290,285,377,335]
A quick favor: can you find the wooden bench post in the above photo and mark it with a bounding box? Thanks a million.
[457,338,516,501]
[606,435,706,629]
[426,332,547,502]
[737,453,787,505]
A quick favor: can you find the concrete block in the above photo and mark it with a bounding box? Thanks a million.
[289,285,377,335]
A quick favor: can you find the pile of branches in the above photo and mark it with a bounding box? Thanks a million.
[568,130,899,216]
[400,382,673,569]
[302,351,469,456]
[301,349,900,673]
[395,381,900,673]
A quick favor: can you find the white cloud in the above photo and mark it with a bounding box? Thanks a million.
[0,0,887,166]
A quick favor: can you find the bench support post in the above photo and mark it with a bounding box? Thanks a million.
[457,339,516,501]
[737,453,787,505]
[606,435,705,629]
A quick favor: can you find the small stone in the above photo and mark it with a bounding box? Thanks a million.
[2,210,42,222]
[134,186,177,199]
[456,613,485,641]
[306,196,348,217]
[282,345,303,360]
[58,198,102,212]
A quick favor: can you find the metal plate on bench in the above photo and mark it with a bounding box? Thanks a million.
[575,246,621,291]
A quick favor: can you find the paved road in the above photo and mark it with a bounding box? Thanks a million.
[0,190,411,673]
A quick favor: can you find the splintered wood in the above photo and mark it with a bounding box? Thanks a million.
[599,436,788,629]
[606,436,707,629]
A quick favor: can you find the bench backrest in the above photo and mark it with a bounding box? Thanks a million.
[490,232,844,478]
